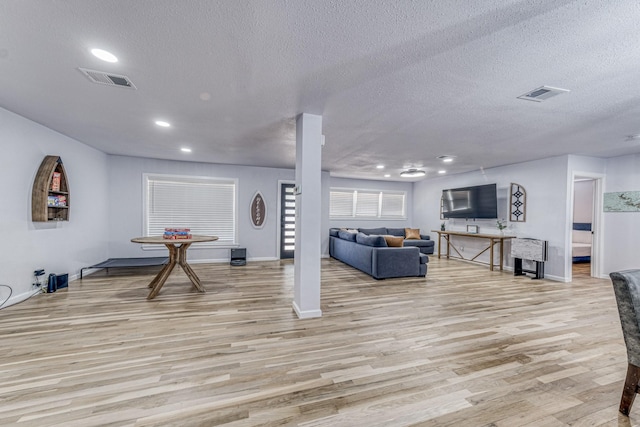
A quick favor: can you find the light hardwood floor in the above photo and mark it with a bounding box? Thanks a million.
[1,257,637,426]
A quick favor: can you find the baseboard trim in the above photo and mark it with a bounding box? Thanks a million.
[504,266,567,282]
[545,274,569,282]
[292,301,322,319]
[188,257,279,264]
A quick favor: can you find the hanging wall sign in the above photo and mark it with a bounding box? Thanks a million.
[250,191,267,229]
[509,183,527,222]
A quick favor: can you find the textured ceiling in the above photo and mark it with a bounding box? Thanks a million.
[2,1,640,180]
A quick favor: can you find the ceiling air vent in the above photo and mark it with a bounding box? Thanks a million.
[78,67,137,89]
[517,85,569,102]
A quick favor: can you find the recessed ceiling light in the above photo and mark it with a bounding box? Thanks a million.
[400,169,426,178]
[376,165,385,169]
[437,155,455,163]
[384,174,390,178]
[181,147,192,153]
[90,48,118,63]
[155,120,171,127]
[438,170,446,174]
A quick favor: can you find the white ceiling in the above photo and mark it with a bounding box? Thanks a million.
[2,1,640,181]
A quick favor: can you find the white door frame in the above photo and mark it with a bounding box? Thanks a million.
[569,172,605,280]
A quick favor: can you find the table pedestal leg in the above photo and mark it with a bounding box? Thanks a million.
[145,242,206,299]
[148,265,169,289]
[176,243,205,293]
[147,245,178,299]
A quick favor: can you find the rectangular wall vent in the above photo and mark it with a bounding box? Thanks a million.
[517,85,569,102]
[78,68,137,89]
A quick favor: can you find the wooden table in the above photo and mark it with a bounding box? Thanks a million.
[130,235,218,299]
[432,230,514,271]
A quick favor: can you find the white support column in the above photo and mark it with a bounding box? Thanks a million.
[293,113,322,319]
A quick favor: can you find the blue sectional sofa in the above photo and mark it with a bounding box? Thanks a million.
[329,228,429,279]
[357,227,435,254]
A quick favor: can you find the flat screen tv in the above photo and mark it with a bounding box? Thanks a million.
[442,183,498,219]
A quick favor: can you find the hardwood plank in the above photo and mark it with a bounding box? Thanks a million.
[0,257,637,426]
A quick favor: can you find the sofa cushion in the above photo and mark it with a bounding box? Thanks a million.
[358,227,387,236]
[403,239,433,248]
[338,229,358,242]
[386,228,405,237]
[356,232,387,247]
[383,235,404,247]
[329,228,339,237]
[405,228,421,240]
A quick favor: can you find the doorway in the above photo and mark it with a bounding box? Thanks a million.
[279,182,296,259]
[571,175,602,279]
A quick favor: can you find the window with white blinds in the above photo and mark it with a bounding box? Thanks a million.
[329,190,354,217]
[330,188,406,219]
[144,174,237,246]
[355,192,380,217]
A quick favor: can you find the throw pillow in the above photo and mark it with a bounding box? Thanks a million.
[405,228,421,240]
[383,235,404,247]
[339,228,359,233]
[358,227,387,236]
[338,229,358,242]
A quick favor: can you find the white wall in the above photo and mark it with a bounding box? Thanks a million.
[328,177,414,229]
[107,155,298,262]
[1,107,109,308]
[603,154,640,273]
[413,156,570,280]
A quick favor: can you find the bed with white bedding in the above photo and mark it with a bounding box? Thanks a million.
[572,223,592,263]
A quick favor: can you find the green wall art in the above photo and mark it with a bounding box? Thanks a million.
[603,191,640,212]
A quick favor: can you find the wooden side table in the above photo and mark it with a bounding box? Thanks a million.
[130,235,218,299]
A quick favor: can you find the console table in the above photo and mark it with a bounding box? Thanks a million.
[432,230,515,271]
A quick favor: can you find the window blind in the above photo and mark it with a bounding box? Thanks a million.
[355,192,380,217]
[144,174,237,246]
[330,188,406,219]
[381,192,405,218]
[329,190,354,217]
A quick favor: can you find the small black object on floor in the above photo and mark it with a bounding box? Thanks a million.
[230,248,246,266]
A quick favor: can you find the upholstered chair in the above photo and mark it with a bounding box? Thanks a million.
[610,270,640,415]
